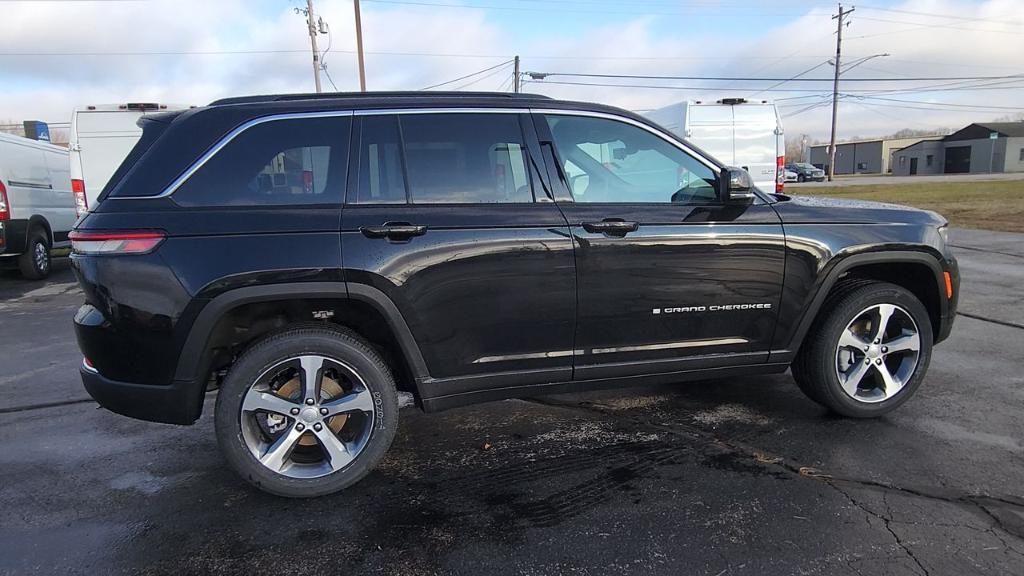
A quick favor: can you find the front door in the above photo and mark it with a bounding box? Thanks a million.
[909,157,918,175]
[342,112,576,389]
[536,112,786,380]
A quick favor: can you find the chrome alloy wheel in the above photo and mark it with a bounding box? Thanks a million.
[240,355,376,478]
[834,303,921,403]
[34,242,49,273]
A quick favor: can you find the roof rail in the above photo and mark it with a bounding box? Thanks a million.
[209,91,552,107]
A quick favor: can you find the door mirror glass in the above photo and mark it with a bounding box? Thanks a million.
[725,167,755,202]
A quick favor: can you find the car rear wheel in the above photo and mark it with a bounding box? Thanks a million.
[797,174,806,183]
[792,281,933,418]
[215,325,398,497]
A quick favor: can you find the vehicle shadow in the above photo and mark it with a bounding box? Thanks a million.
[0,258,75,301]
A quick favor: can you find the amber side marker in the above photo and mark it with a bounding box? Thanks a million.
[943,271,953,299]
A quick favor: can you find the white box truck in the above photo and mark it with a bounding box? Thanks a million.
[69,102,190,213]
[645,98,785,193]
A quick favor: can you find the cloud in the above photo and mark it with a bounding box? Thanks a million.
[0,0,1021,140]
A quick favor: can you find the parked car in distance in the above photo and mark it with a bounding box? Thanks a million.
[0,132,76,279]
[786,162,826,182]
[72,92,959,498]
[784,168,798,183]
[70,102,191,214]
[645,98,785,193]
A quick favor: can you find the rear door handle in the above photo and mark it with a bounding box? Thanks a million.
[360,222,427,240]
[581,219,639,237]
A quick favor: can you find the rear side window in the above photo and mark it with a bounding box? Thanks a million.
[173,116,350,207]
[401,114,531,204]
[352,113,533,205]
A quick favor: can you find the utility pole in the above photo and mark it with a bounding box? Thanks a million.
[305,0,322,93]
[353,0,367,92]
[827,3,854,182]
[513,55,520,93]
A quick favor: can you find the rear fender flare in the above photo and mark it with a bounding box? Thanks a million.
[173,281,429,387]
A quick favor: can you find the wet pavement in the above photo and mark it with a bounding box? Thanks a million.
[1,231,1022,575]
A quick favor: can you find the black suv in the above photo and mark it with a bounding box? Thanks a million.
[786,162,826,182]
[72,92,959,497]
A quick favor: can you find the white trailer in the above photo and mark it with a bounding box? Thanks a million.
[69,103,190,213]
[645,98,785,193]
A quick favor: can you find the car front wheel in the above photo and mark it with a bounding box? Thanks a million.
[792,281,933,418]
[215,325,398,497]
[18,229,50,280]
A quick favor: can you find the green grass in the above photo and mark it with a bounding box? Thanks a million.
[796,181,1024,234]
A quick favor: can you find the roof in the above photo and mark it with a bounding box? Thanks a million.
[809,135,944,149]
[209,91,552,107]
[0,131,70,154]
[945,121,1024,141]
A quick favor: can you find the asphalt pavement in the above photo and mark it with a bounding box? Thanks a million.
[1,231,1022,575]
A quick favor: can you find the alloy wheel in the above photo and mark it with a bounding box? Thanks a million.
[34,242,49,273]
[239,355,376,478]
[834,303,921,403]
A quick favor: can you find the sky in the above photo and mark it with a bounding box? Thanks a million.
[1,0,1022,141]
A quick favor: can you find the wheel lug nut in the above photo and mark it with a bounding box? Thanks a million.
[865,359,871,365]
[290,407,300,416]
[876,358,883,365]
[320,407,328,416]
[864,346,870,352]
[881,346,888,353]
[305,398,315,405]
[314,423,323,432]
[874,339,881,344]
[296,423,305,431]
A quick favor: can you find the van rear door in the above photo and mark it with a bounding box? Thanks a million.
[732,104,780,192]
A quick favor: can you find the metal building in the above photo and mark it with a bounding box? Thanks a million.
[891,122,1024,176]
[808,137,938,175]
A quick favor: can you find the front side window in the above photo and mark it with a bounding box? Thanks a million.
[174,116,349,207]
[546,115,719,204]
[401,113,532,204]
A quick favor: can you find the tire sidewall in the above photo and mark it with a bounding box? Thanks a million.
[215,328,399,498]
[814,284,934,418]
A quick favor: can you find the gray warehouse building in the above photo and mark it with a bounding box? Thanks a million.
[809,137,940,175]
[891,122,1024,176]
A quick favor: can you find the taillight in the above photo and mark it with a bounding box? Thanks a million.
[72,179,88,217]
[0,180,9,221]
[776,156,785,193]
[69,230,165,254]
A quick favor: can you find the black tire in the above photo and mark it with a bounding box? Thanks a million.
[792,281,933,418]
[18,228,50,280]
[215,325,399,498]
[797,174,806,183]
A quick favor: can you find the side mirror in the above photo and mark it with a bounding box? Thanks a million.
[723,167,755,203]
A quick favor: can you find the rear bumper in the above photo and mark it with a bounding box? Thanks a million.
[80,364,203,425]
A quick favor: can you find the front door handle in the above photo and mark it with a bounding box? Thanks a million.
[360,222,428,240]
[581,219,639,237]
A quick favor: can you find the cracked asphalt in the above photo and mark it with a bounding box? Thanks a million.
[1,228,1022,575]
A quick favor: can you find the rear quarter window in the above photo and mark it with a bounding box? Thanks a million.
[172,116,350,207]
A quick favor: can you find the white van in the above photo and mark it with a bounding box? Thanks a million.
[70,102,190,212]
[645,98,785,193]
[0,132,77,279]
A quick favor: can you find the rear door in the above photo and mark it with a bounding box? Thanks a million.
[341,111,576,390]
[42,149,76,237]
[537,111,785,380]
[731,105,779,191]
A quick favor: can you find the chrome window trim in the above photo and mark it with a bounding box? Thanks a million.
[116,110,355,200]
[112,106,718,201]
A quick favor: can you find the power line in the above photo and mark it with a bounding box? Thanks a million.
[451,61,514,90]
[855,15,1024,36]
[858,5,1024,27]
[421,59,513,90]
[748,60,830,98]
[847,95,1024,111]
[524,71,1024,82]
